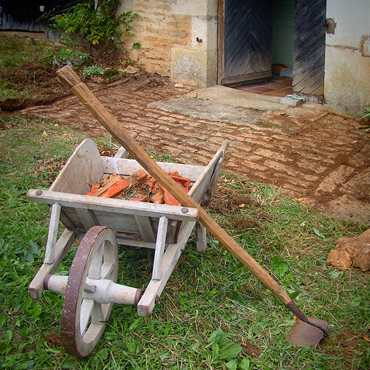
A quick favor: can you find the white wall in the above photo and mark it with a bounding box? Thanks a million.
[325,0,370,116]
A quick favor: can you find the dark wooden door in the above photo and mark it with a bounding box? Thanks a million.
[293,0,326,100]
[221,0,274,86]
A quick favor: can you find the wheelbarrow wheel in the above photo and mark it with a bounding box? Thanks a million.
[61,226,118,358]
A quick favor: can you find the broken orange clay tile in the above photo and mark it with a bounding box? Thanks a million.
[99,178,131,198]
[161,174,191,205]
[151,182,159,193]
[84,170,191,206]
[129,195,150,202]
[85,186,99,196]
[151,189,165,204]
[170,174,190,191]
[84,179,103,196]
[94,177,120,197]
[146,177,157,193]
[84,176,131,198]
[163,189,180,206]
[131,169,148,182]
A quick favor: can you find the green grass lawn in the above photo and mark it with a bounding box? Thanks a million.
[0,114,369,369]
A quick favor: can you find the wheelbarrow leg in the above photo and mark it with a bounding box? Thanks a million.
[44,203,61,264]
[152,216,168,281]
[138,242,182,317]
[195,222,207,253]
[29,229,76,299]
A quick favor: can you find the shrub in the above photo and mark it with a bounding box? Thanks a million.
[49,0,138,60]
[52,48,89,69]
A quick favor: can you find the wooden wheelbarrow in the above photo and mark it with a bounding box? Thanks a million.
[56,66,328,351]
[27,137,228,357]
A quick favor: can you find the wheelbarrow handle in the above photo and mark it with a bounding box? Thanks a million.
[56,66,312,322]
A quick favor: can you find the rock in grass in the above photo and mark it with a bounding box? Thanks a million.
[327,229,370,271]
[326,249,352,270]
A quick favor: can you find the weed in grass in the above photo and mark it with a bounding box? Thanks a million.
[83,65,105,79]
[0,78,25,101]
[0,115,369,369]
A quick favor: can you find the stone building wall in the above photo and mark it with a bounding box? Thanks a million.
[118,0,217,87]
[119,0,370,116]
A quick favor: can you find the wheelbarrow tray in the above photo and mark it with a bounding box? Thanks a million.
[27,138,227,317]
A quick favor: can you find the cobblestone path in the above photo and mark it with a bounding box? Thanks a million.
[23,76,370,225]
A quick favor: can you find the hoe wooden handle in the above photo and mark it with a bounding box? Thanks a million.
[57,65,293,306]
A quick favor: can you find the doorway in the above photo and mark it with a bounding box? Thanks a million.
[218,0,327,102]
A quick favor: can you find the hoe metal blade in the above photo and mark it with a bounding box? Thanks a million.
[286,317,329,349]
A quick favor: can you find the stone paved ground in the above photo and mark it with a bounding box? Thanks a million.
[23,75,370,225]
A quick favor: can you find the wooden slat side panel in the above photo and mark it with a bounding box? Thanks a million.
[61,207,85,230]
[293,0,326,97]
[75,209,99,230]
[101,157,204,182]
[134,215,156,242]
[93,211,139,233]
[50,139,103,194]
[27,189,199,222]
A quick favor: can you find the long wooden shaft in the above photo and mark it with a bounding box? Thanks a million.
[57,66,293,306]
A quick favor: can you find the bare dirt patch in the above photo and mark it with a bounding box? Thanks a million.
[0,63,69,111]
[208,187,260,215]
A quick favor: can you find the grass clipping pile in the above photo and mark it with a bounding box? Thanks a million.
[84,169,190,206]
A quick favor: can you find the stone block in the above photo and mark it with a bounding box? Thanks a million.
[316,165,354,193]
[280,96,305,107]
[171,48,208,86]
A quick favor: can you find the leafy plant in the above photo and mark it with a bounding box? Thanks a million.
[83,65,104,78]
[49,0,138,60]
[52,48,89,69]
[207,328,243,366]
[83,66,122,82]
[360,107,370,132]
[362,107,370,119]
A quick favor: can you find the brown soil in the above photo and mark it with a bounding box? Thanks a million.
[208,186,261,215]
[45,333,63,348]
[321,328,366,369]
[0,63,70,111]
[241,340,262,357]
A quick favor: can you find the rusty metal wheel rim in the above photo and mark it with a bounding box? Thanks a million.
[61,226,118,358]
